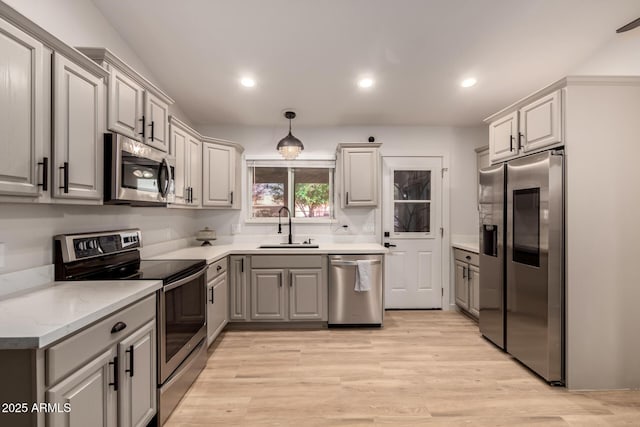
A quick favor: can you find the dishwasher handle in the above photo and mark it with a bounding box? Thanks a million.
[330,260,381,266]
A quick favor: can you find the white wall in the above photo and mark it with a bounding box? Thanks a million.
[0,204,198,274]
[565,83,640,390]
[194,125,486,243]
[573,28,640,74]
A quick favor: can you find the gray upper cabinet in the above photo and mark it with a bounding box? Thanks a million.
[337,143,381,208]
[0,17,46,198]
[487,88,563,164]
[201,139,242,209]
[143,91,169,152]
[519,90,562,153]
[489,111,519,163]
[52,53,104,201]
[108,67,144,141]
[169,117,201,207]
[78,48,174,152]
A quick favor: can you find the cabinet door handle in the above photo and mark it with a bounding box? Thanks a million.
[209,286,214,304]
[139,115,146,138]
[346,191,349,205]
[109,356,119,391]
[241,258,244,273]
[518,132,524,150]
[149,121,155,141]
[509,135,514,152]
[59,162,69,193]
[289,272,293,287]
[110,321,127,334]
[38,157,48,191]
[230,191,233,205]
[462,266,466,279]
[279,273,283,287]
[125,345,134,377]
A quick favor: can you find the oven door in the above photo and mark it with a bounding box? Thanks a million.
[105,133,175,205]
[158,266,207,384]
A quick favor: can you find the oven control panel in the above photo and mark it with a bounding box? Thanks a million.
[55,230,142,262]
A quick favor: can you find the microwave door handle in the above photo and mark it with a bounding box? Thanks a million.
[159,158,170,197]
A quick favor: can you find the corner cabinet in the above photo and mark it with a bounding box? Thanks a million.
[454,248,479,319]
[77,47,173,152]
[201,137,243,209]
[487,89,563,164]
[169,116,201,207]
[337,142,381,208]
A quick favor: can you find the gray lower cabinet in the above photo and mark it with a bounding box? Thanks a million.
[43,295,157,427]
[454,248,480,319]
[229,255,248,321]
[207,258,229,345]
[46,347,117,427]
[117,320,156,427]
[251,269,286,320]
[249,255,327,322]
[289,269,323,320]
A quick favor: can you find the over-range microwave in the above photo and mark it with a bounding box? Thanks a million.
[104,133,175,206]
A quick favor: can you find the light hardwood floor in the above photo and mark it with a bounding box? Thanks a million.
[166,311,640,426]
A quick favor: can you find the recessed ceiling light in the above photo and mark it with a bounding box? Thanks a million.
[358,78,374,89]
[461,77,477,88]
[240,77,256,88]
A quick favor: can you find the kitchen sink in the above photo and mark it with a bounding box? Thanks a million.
[258,243,319,249]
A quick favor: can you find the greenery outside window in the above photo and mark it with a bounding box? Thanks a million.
[248,160,334,220]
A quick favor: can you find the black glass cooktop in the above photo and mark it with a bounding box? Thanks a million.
[79,259,206,284]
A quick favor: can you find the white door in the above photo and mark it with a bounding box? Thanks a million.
[382,157,442,309]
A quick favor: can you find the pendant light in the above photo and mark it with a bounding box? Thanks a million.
[277,111,304,159]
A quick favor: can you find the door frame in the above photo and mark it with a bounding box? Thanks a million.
[379,154,451,310]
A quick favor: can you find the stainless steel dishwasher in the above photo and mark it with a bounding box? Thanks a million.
[329,255,383,326]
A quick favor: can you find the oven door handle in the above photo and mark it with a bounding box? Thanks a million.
[163,266,207,292]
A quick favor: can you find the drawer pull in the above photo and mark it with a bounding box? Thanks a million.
[466,255,471,260]
[216,265,222,271]
[111,321,127,334]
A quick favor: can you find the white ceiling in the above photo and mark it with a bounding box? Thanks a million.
[91,0,640,127]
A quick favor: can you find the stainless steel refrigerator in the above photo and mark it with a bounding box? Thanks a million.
[479,150,564,384]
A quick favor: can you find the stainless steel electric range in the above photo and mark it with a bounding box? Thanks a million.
[54,229,207,425]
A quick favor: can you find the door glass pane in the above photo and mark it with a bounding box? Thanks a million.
[293,168,330,218]
[252,167,288,217]
[394,202,430,232]
[513,188,540,267]
[394,171,431,200]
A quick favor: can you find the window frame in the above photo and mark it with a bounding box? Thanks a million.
[246,159,336,223]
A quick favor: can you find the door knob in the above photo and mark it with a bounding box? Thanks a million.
[384,242,397,248]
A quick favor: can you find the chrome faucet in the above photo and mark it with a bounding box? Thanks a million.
[278,206,293,244]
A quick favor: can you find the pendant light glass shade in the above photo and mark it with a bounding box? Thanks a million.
[277,111,303,159]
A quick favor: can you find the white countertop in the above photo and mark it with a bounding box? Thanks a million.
[0,280,161,350]
[451,241,479,253]
[151,242,388,264]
